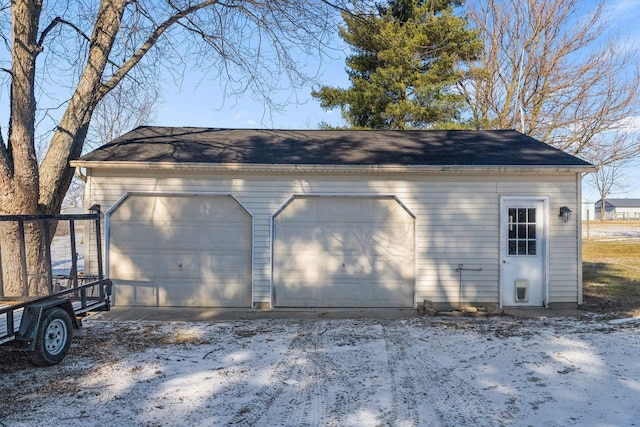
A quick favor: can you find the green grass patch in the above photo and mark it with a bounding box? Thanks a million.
[582,240,640,315]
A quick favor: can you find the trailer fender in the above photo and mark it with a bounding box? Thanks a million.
[17,299,81,351]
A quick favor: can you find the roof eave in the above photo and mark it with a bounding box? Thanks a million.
[71,160,597,174]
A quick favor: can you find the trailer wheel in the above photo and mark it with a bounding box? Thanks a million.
[30,307,73,366]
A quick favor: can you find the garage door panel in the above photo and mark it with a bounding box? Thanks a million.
[274,196,414,308]
[200,225,252,250]
[155,225,203,248]
[316,199,395,222]
[372,239,413,257]
[110,251,157,280]
[275,274,325,289]
[150,198,207,222]
[114,223,250,252]
[203,254,251,280]
[110,195,252,307]
[326,255,375,276]
[277,227,368,254]
[163,254,200,277]
[205,252,249,268]
[157,279,249,307]
[114,280,157,306]
[110,224,158,249]
[278,245,326,261]
[369,294,412,307]
[324,228,366,252]
[319,202,366,221]
[320,282,362,307]
[273,224,318,244]
[275,282,318,305]
[373,263,413,282]
[275,254,325,287]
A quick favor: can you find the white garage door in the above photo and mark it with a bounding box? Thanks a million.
[109,194,252,307]
[274,196,415,307]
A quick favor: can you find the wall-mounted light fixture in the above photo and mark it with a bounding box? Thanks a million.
[559,206,572,223]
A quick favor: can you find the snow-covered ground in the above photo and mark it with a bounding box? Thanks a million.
[582,221,640,241]
[1,315,639,426]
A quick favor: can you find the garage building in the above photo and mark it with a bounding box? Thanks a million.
[72,127,594,310]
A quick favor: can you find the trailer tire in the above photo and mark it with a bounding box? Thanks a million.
[30,307,73,366]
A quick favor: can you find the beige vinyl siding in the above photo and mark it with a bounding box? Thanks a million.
[86,169,581,307]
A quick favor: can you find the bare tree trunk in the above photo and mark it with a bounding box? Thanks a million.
[0,221,50,297]
[39,0,128,214]
[9,0,41,214]
[0,0,46,297]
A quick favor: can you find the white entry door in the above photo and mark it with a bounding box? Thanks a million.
[501,199,546,306]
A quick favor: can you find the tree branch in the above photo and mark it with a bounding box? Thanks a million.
[466,0,640,163]
[37,17,91,47]
[100,0,220,97]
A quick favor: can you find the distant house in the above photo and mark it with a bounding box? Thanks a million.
[582,200,595,222]
[72,127,595,310]
[594,199,640,220]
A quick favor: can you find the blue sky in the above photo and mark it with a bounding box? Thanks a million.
[151,49,349,130]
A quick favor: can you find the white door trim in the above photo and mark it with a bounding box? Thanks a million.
[499,196,549,308]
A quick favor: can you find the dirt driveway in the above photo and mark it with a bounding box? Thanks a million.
[1,315,639,426]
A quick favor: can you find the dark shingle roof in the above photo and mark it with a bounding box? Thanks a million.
[77,126,592,168]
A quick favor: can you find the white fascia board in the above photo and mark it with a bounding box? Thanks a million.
[70,161,597,175]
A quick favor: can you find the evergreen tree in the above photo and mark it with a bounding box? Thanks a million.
[313,0,482,129]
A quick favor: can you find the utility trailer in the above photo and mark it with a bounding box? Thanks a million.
[0,208,111,366]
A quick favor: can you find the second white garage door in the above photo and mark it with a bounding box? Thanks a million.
[109,194,252,307]
[273,196,415,307]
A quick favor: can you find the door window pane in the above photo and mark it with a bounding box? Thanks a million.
[518,224,526,239]
[508,207,537,256]
[518,240,527,255]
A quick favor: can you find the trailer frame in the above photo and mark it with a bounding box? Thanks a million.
[0,207,111,365]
